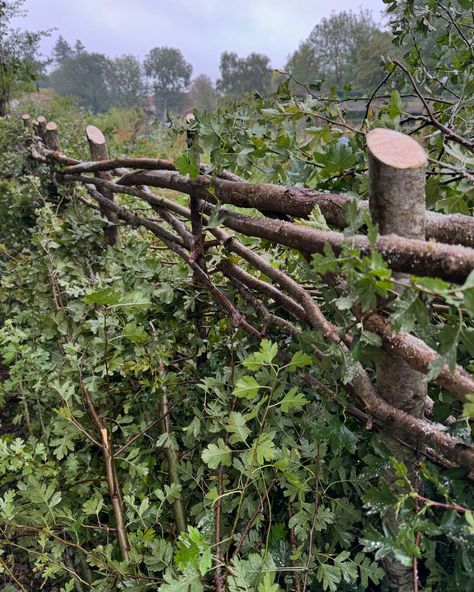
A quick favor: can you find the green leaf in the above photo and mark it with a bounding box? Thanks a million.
[246,433,276,466]
[123,321,148,344]
[159,566,203,592]
[355,553,385,588]
[82,493,104,516]
[280,387,309,412]
[233,375,261,399]
[463,393,474,418]
[316,562,341,591]
[288,351,313,371]
[83,288,121,305]
[387,90,403,119]
[175,152,200,180]
[257,573,280,592]
[201,439,232,469]
[226,412,250,445]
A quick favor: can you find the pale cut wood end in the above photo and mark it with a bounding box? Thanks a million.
[86,125,106,146]
[37,115,46,124]
[367,128,427,169]
[21,114,30,121]
[46,121,58,131]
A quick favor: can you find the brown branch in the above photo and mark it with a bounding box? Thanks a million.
[208,226,474,470]
[40,149,474,469]
[37,148,474,248]
[208,205,474,283]
[47,263,131,562]
[393,60,474,153]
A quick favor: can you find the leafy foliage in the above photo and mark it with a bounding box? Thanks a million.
[1,2,474,589]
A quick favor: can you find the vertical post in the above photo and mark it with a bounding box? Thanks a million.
[85,125,119,246]
[186,113,204,251]
[32,119,39,137]
[21,114,32,133]
[36,115,47,139]
[186,114,208,366]
[45,122,61,151]
[367,128,427,592]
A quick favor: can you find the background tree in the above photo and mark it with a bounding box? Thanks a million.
[48,50,110,113]
[144,46,192,120]
[0,0,50,116]
[355,30,396,91]
[216,51,273,98]
[189,74,216,112]
[106,54,146,109]
[52,35,73,66]
[286,9,384,92]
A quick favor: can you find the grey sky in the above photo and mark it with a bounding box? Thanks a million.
[17,0,387,80]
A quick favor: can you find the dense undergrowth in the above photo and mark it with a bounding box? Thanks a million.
[0,80,473,592]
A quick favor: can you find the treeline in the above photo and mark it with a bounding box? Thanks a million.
[43,9,395,117]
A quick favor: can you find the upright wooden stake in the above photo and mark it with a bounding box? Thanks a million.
[45,122,61,151]
[21,114,32,133]
[36,115,47,139]
[32,119,39,137]
[367,128,427,592]
[86,125,119,246]
[186,114,208,365]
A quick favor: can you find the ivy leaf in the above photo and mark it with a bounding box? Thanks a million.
[280,387,309,412]
[233,376,261,399]
[201,439,232,469]
[226,412,250,445]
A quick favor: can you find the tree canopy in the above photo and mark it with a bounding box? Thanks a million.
[144,46,192,119]
[0,0,50,115]
[286,9,394,92]
[217,51,273,98]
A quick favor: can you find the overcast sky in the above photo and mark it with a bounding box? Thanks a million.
[16,0,387,80]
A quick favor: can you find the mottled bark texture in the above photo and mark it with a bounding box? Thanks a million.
[36,116,47,140]
[86,125,118,246]
[45,122,61,152]
[21,113,32,133]
[368,128,427,592]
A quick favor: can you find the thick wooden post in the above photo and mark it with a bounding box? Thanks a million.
[45,122,61,151]
[36,115,47,139]
[367,128,427,591]
[31,118,40,137]
[21,114,32,133]
[86,125,119,246]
